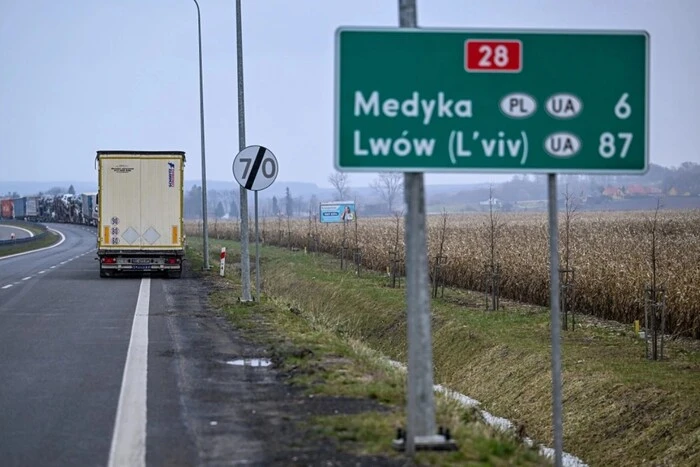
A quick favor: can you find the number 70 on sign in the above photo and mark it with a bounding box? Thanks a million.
[232,145,279,191]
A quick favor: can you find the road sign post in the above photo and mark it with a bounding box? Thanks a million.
[335,21,649,466]
[233,145,279,303]
[219,247,226,277]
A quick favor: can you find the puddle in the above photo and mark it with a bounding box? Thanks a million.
[225,358,272,367]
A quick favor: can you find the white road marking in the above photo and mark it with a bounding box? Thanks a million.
[108,278,150,467]
[0,224,34,237]
[0,227,66,261]
[38,270,46,274]
[22,277,32,281]
[1,285,12,289]
[60,261,67,265]
[50,266,56,269]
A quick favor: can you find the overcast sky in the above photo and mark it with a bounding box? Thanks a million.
[1,0,698,189]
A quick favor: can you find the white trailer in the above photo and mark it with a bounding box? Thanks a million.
[95,150,186,278]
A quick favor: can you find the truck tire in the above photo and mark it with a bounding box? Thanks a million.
[100,269,108,278]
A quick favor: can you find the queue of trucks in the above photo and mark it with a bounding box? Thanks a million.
[0,193,98,226]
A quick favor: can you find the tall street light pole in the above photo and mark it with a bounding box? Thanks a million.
[193,0,210,269]
[235,0,252,301]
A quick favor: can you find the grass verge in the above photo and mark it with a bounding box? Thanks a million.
[187,242,548,466]
[188,237,700,467]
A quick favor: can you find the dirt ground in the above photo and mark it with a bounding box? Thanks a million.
[159,266,412,467]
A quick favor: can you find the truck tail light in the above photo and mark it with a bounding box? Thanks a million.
[166,258,179,264]
[102,257,116,264]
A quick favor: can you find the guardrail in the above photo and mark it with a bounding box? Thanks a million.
[0,221,50,249]
[0,231,48,246]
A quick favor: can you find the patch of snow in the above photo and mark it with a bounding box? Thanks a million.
[384,358,588,467]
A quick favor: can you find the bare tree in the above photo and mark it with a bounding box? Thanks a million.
[561,183,582,330]
[647,197,665,293]
[389,209,404,288]
[485,184,503,272]
[645,197,666,360]
[392,209,404,253]
[328,172,350,200]
[432,208,449,298]
[483,184,504,310]
[370,172,403,213]
[562,183,582,271]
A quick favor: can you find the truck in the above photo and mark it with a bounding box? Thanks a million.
[80,192,98,226]
[12,196,39,221]
[12,197,26,219]
[95,150,186,278]
[0,199,13,219]
[24,196,39,221]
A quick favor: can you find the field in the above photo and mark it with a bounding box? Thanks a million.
[186,208,700,339]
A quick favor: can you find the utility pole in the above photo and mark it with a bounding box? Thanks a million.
[235,0,252,301]
[193,0,210,269]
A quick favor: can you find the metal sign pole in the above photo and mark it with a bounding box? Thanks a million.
[232,145,278,305]
[255,190,260,302]
[399,0,437,456]
[548,173,563,467]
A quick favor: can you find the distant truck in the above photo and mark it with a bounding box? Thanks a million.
[80,192,98,226]
[10,198,24,219]
[0,199,13,219]
[12,196,39,221]
[95,150,186,278]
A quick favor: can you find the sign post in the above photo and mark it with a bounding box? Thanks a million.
[334,19,649,465]
[233,145,279,303]
[219,247,226,277]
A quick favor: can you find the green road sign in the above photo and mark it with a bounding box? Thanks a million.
[334,27,649,174]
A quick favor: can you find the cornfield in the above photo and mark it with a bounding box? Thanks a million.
[186,209,700,339]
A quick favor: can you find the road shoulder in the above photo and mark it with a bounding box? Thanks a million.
[153,267,407,466]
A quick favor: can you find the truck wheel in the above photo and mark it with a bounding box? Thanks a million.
[100,269,108,278]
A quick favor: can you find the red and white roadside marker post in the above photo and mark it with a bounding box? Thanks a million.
[219,247,226,277]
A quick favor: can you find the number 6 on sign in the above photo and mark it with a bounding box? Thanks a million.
[232,145,279,191]
[615,93,632,119]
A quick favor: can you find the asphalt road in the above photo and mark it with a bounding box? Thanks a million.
[0,223,229,466]
[0,224,32,241]
[0,223,387,467]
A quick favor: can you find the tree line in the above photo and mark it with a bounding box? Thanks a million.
[181,161,700,220]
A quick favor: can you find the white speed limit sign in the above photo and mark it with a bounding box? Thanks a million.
[232,145,278,191]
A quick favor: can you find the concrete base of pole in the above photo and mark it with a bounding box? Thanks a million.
[392,434,458,452]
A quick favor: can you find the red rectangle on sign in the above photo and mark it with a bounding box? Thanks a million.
[465,40,522,72]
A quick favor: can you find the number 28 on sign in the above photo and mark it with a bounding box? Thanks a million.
[465,39,522,72]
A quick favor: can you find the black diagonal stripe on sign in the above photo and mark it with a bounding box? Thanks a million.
[245,146,266,190]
